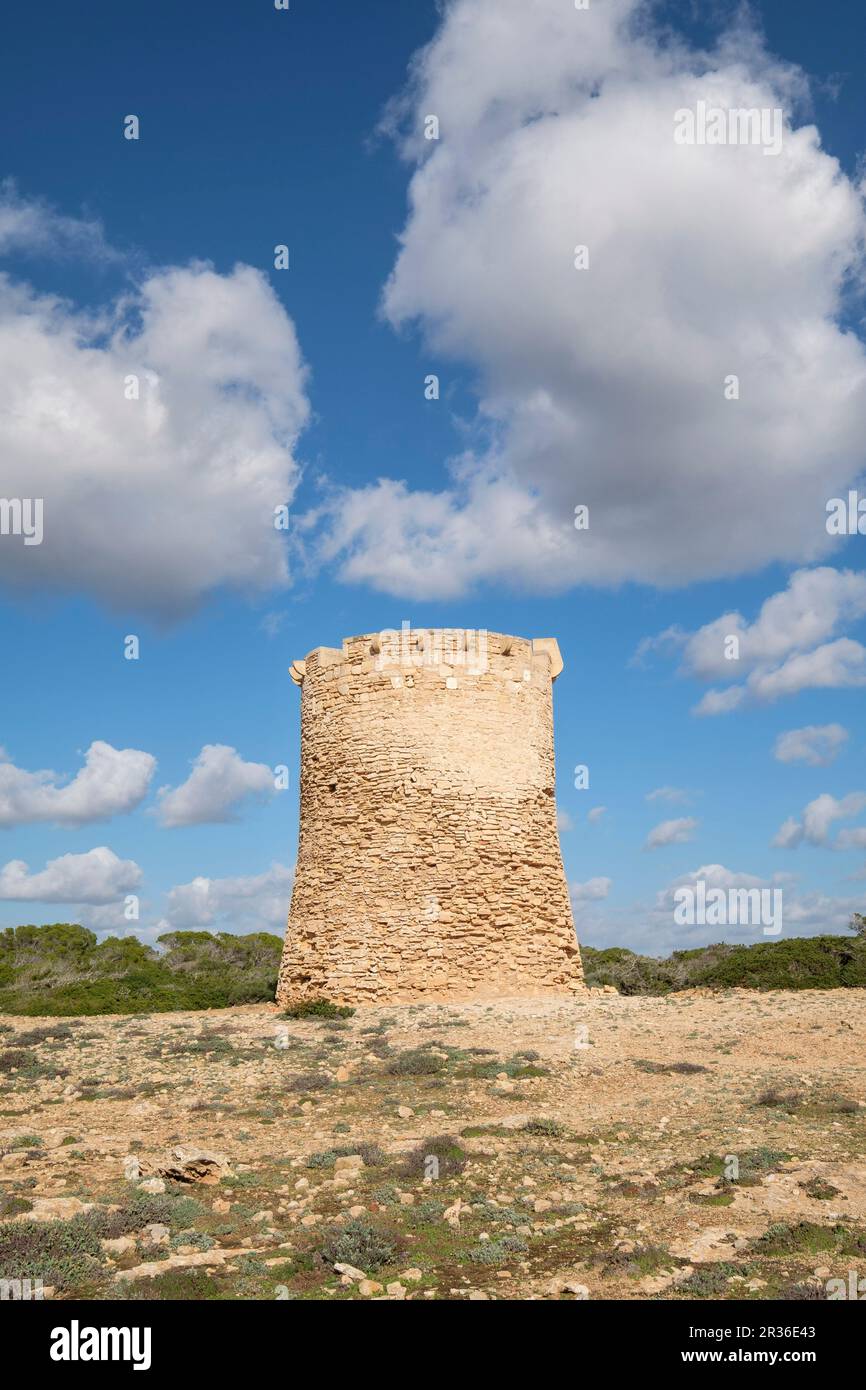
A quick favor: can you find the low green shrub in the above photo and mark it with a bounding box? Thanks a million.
[280,999,355,1020]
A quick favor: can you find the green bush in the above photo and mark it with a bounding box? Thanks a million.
[0,1212,105,1291]
[385,1049,446,1076]
[581,934,866,995]
[317,1217,400,1273]
[400,1135,467,1181]
[280,999,355,1020]
[0,923,283,1016]
[306,1142,386,1170]
[465,1234,529,1264]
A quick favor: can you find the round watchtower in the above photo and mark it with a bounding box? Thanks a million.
[276,627,583,1005]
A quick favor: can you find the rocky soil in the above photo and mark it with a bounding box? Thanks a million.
[1,987,864,1300]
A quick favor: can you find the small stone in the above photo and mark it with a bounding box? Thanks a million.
[159,1146,230,1185]
[397,1106,414,1119]
[143,1223,169,1245]
[101,1236,136,1256]
[19,1197,92,1222]
[444,1199,463,1227]
[401,1268,423,1282]
[358,1280,383,1296]
[138,1179,165,1195]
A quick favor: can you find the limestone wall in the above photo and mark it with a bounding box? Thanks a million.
[276,628,584,1005]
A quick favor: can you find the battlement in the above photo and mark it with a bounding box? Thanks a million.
[289,629,563,687]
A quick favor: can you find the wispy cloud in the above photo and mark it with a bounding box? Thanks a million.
[645,817,699,850]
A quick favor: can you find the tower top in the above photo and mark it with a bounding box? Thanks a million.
[289,628,563,686]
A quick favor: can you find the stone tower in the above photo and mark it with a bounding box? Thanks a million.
[276,628,583,1006]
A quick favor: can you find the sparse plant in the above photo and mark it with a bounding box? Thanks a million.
[386,1048,446,1076]
[522,1117,568,1138]
[755,1087,803,1112]
[317,1217,400,1273]
[799,1177,842,1201]
[400,1134,467,1181]
[465,1234,528,1264]
[284,1072,331,1093]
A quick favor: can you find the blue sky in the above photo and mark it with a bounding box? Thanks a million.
[1,0,865,955]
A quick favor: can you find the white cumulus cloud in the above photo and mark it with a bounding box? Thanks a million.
[0,740,156,828]
[638,568,866,713]
[0,190,310,619]
[156,745,276,828]
[158,862,293,933]
[0,846,142,903]
[310,0,866,598]
[772,792,866,848]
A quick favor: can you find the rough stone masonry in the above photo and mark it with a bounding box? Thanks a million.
[276,628,584,1006]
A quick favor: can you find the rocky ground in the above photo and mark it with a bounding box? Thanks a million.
[1,987,864,1301]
